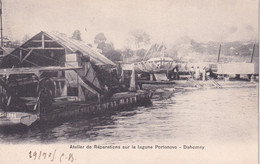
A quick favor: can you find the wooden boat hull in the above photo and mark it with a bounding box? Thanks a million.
[0,112,39,127]
[134,57,176,73]
[0,90,152,127]
[0,117,21,126]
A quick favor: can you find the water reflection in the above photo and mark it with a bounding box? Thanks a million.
[0,83,258,145]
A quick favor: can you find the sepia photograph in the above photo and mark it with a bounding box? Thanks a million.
[0,0,258,163]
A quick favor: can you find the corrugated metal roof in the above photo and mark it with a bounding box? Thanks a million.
[43,31,116,66]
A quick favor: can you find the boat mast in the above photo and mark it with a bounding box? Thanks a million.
[217,43,221,62]
[0,0,3,47]
[250,43,255,63]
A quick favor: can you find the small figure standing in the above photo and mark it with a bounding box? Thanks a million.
[190,66,195,79]
[202,67,206,81]
[206,72,211,80]
[175,65,180,80]
[173,67,177,79]
[195,66,200,80]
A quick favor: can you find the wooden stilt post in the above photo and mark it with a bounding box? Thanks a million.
[42,34,45,48]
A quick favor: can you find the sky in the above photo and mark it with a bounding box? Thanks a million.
[2,0,259,49]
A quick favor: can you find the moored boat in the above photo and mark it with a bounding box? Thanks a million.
[0,112,38,126]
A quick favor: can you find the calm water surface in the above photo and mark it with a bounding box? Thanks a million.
[0,83,258,145]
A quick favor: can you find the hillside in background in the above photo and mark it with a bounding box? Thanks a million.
[165,36,259,63]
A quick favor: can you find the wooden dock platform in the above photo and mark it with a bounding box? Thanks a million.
[40,90,152,122]
[137,80,175,85]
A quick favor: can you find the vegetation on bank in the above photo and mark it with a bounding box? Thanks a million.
[5,29,259,63]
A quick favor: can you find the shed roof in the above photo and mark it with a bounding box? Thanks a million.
[43,31,115,66]
[4,31,115,67]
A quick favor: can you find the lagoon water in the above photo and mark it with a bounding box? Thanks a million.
[0,82,258,146]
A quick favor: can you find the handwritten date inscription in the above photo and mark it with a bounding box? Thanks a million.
[29,150,75,163]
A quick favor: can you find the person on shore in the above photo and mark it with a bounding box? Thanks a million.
[190,66,195,79]
[173,66,180,80]
[202,67,206,81]
[195,66,200,80]
[206,71,211,80]
[175,65,180,80]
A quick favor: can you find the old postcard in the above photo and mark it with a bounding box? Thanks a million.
[0,0,258,163]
